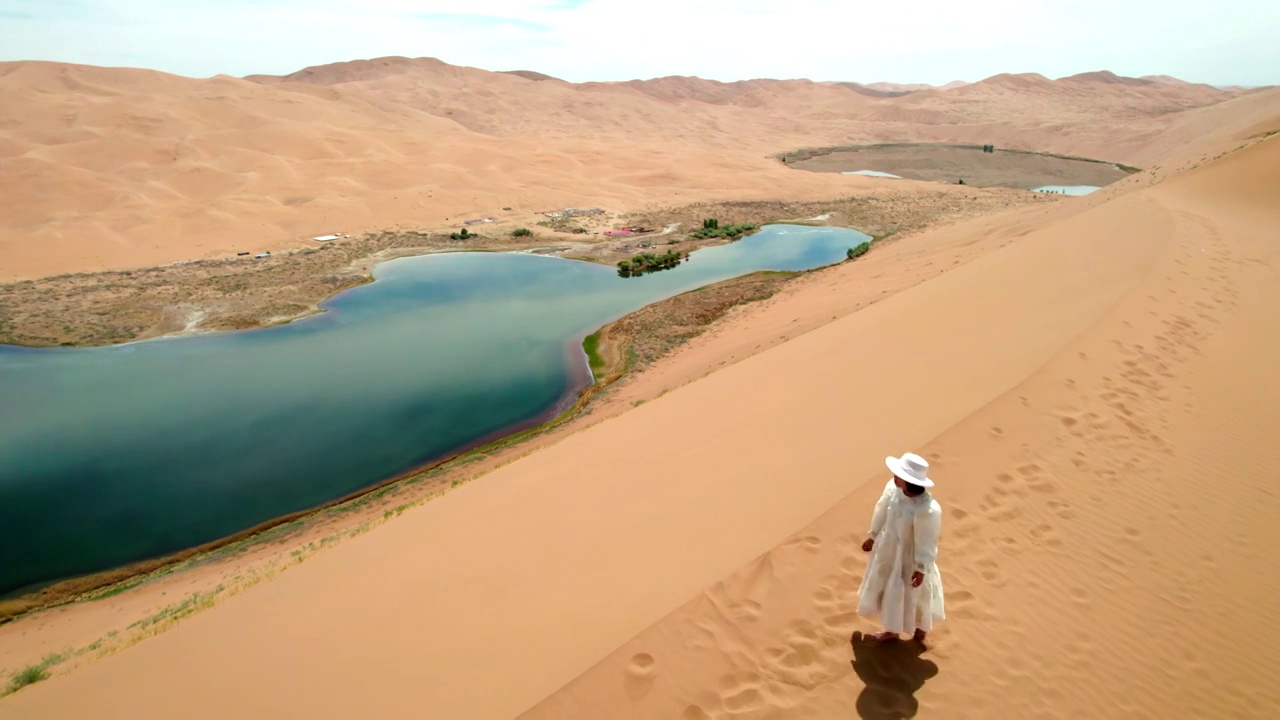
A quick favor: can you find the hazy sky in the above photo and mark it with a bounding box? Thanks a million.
[1,0,1277,86]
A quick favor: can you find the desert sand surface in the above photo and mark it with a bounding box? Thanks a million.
[523,137,1280,719]
[0,58,1267,281]
[4,67,1280,714]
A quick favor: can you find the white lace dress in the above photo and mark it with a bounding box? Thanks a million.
[857,479,946,634]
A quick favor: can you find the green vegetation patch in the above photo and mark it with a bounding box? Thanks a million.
[4,650,71,695]
[582,329,607,376]
[617,250,687,277]
[690,218,759,240]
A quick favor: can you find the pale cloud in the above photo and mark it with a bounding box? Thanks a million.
[0,0,1276,86]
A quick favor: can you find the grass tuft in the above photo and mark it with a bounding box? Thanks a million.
[9,665,49,690]
[129,586,224,632]
[4,650,71,695]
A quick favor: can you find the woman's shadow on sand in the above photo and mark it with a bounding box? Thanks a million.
[850,631,939,720]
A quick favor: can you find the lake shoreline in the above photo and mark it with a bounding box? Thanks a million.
[0,229,866,620]
[0,188,1045,630]
[0,188,1043,349]
[2,185,1052,617]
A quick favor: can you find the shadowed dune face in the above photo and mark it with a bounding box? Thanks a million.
[0,58,1274,280]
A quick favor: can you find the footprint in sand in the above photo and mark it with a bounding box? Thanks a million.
[1028,523,1063,548]
[782,535,823,554]
[813,573,861,616]
[1047,499,1076,520]
[976,558,1005,584]
[627,653,656,678]
[981,493,1023,523]
[717,671,767,713]
[949,507,981,540]
[683,705,712,720]
[991,472,1029,499]
[723,598,762,623]
[624,653,658,700]
[822,611,859,633]
[812,583,839,609]
[946,589,995,620]
[763,620,846,690]
[839,555,863,577]
[1025,476,1059,495]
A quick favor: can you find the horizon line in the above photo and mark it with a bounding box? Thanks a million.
[0,55,1272,91]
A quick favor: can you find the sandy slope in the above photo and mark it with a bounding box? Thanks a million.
[5,114,1278,718]
[0,58,1268,280]
[519,137,1280,719]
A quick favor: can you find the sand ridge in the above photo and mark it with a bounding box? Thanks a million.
[519,136,1280,719]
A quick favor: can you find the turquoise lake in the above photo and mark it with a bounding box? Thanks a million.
[0,224,869,595]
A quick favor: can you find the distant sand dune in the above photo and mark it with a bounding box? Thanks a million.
[1,58,1273,280]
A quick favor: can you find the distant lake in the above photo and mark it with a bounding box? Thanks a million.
[0,224,870,596]
[842,170,903,179]
[1033,185,1100,195]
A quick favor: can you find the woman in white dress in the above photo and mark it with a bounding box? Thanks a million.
[858,451,945,644]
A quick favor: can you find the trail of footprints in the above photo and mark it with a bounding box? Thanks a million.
[674,210,1240,718]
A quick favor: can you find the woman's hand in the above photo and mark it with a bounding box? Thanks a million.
[911,571,924,587]
[861,537,875,552]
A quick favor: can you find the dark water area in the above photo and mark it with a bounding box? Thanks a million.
[0,225,869,595]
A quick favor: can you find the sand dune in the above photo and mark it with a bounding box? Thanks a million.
[4,86,1278,715]
[1,58,1273,280]
[521,135,1280,720]
[4,55,1280,718]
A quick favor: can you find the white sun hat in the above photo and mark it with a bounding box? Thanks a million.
[886,452,934,487]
